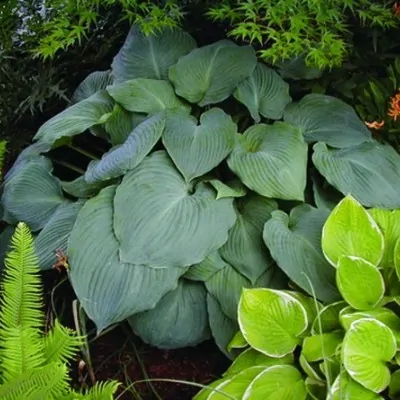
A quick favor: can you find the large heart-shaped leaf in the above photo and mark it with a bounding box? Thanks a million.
[129,280,210,348]
[228,122,308,201]
[242,365,307,399]
[321,195,384,267]
[264,205,339,302]
[284,94,372,148]
[224,348,294,377]
[162,108,236,182]
[1,157,65,231]
[68,186,185,332]
[328,372,383,400]
[111,26,197,83]
[342,318,396,392]
[207,294,238,358]
[35,201,84,270]
[238,288,307,357]
[169,40,257,106]
[107,79,187,114]
[220,195,277,283]
[34,91,114,145]
[85,113,165,183]
[368,209,400,268]
[71,70,112,103]
[233,62,291,122]
[313,141,400,209]
[206,265,252,320]
[114,151,237,266]
[336,256,385,310]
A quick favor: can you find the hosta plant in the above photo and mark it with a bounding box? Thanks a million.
[3,26,400,352]
[195,194,400,399]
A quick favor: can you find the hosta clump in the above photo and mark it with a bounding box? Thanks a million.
[196,195,400,399]
[3,26,400,352]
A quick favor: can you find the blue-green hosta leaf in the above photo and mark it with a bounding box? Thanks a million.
[107,78,187,114]
[207,294,238,358]
[239,289,308,357]
[368,209,400,268]
[34,91,114,145]
[312,177,343,211]
[284,94,372,148]
[104,104,148,146]
[114,151,237,266]
[220,195,278,283]
[129,280,210,348]
[224,348,294,377]
[111,26,197,83]
[0,226,15,273]
[169,40,257,106]
[328,372,383,400]
[68,185,185,332]
[342,318,396,392]
[61,175,111,199]
[71,70,113,103]
[313,141,400,209]
[228,122,308,201]
[206,179,247,200]
[275,55,323,81]
[184,251,227,282]
[162,108,236,182]
[85,113,165,183]
[321,195,384,267]
[35,201,84,270]
[1,157,65,231]
[242,365,307,399]
[233,62,291,122]
[206,265,252,320]
[263,205,339,302]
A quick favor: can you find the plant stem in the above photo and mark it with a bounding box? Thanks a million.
[48,157,85,174]
[68,144,99,160]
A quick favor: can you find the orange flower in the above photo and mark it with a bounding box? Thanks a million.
[365,120,385,130]
[394,2,400,17]
[388,92,400,121]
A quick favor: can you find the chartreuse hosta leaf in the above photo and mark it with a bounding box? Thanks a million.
[328,372,383,400]
[228,122,308,201]
[114,151,237,266]
[207,366,267,400]
[321,195,384,267]
[207,294,238,358]
[302,331,343,362]
[342,318,396,392]
[306,377,326,400]
[84,113,165,183]
[72,70,112,103]
[233,62,291,122]
[238,288,307,357]
[107,78,187,114]
[284,93,372,148]
[220,195,278,283]
[129,280,211,349]
[224,348,294,377]
[395,238,400,281]
[34,91,114,145]
[1,156,66,231]
[264,205,339,302]
[68,185,186,332]
[162,108,236,182]
[299,354,324,381]
[111,25,197,83]
[336,256,385,310]
[368,209,400,268]
[311,301,347,334]
[242,365,307,400]
[169,40,257,106]
[313,141,400,209]
[227,330,247,351]
[34,201,84,270]
[389,369,400,399]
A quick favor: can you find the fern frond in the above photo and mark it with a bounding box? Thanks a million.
[43,319,85,364]
[0,223,46,381]
[83,381,120,399]
[0,362,69,400]
[0,141,6,181]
